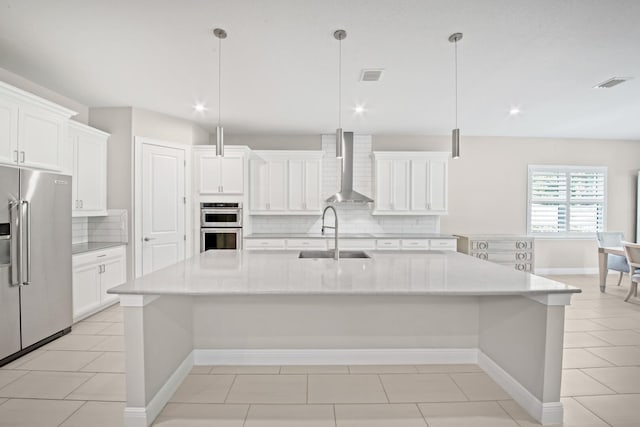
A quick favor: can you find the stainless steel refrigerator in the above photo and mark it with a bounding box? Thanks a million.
[0,166,72,365]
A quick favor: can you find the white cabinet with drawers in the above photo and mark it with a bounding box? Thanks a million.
[456,235,535,272]
[375,238,457,251]
[72,245,126,321]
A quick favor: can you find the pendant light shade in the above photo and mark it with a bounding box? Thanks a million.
[334,29,346,158]
[216,125,224,157]
[214,28,227,157]
[449,32,463,159]
[451,128,460,159]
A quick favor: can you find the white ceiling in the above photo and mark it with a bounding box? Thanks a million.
[1,0,639,139]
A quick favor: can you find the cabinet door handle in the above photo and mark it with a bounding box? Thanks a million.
[20,151,25,163]
[220,185,224,193]
[144,237,155,242]
[14,150,18,163]
[79,200,83,208]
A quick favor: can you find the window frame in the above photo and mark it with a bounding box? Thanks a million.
[527,165,607,238]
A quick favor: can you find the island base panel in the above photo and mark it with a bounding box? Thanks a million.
[120,294,566,426]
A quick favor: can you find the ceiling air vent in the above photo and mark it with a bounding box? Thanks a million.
[593,77,632,89]
[360,69,384,82]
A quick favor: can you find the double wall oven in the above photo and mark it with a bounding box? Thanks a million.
[200,202,243,251]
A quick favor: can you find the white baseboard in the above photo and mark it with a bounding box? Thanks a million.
[194,348,478,366]
[478,352,563,425]
[123,351,194,427]
[535,267,598,275]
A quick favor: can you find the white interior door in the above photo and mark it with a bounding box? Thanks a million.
[141,143,186,275]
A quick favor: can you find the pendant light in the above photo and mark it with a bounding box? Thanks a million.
[449,32,463,159]
[214,28,227,157]
[334,29,346,158]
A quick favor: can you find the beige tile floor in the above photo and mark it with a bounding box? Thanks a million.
[0,274,639,426]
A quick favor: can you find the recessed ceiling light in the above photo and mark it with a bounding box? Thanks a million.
[194,103,206,112]
[354,105,366,114]
[509,107,521,116]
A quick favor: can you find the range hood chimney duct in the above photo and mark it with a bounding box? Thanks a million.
[326,132,373,204]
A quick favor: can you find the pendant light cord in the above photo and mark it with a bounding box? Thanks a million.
[218,35,222,128]
[338,36,342,129]
[454,39,458,129]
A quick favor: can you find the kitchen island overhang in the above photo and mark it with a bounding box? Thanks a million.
[110,250,580,427]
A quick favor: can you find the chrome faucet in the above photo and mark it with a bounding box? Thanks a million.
[321,205,339,260]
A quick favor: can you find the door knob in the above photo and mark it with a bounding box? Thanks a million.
[144,237,155,242]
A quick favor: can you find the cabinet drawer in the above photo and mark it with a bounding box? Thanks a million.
[401,239,429,250]
[244,239,286,250]
[471,252,533,263]
[376,239,400,249]
[329,239,376,250]
[496,262,533,272]
[73,246,125,267]
[470,240,533,251]
[429,239,457,250]
[286,239,327,250]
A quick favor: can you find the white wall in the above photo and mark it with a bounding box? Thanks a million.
[0,66,89,123]
[225,134,320,150]
[374,135,640,271]
[133,108,209,145]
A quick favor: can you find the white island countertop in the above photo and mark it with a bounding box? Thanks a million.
[109,250,580,297]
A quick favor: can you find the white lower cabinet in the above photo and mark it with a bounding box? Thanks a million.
[244,239,287,250]
[328,239,377,250]
[375,238,456,251]
[286,239,327,250]
[72,246,126,321]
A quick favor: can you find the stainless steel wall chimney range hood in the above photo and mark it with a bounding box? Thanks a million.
[326,132,374,204]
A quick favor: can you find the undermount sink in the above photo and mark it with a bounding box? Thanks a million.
[298,250,371,259]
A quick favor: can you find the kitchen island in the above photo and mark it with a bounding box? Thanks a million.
[109,250,580,426]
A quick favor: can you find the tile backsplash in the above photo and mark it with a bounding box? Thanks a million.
[250,134,440,235]
[72,209,128,243]
[72,217,88,244]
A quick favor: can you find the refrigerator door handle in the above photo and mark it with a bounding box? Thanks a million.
[21,200,31,286]
[9,200,21,286]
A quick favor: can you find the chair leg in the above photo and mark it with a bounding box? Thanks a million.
[625,281,637,302]
[617,271,624,286]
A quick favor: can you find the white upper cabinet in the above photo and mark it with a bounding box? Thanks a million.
[69,121,108,217]
[0,95,19,165]
[250,157,287,212]
[373,152,448,215]
[0,81,76,171]
[250,151,323,215]
[288,157,322,213]
[195,147,245,194]
[373,158,410,212]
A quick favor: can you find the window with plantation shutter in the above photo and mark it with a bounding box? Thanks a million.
[527,166,606,236]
